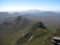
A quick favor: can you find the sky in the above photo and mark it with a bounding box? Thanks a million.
[0,0,60,12]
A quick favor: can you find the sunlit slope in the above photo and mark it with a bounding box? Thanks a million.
[15,21,52,45]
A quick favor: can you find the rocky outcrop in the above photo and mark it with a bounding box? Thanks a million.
[38,21,46,29]
[52,37,60,45]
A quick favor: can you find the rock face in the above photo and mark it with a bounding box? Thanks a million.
[38,21,46,29]
[28,35,33,41]
[52,37,60,45]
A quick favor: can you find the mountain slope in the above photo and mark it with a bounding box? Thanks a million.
[15,21,52,45]
[0,16,34,45]
[0,11,60,45]
[22,11,60,31]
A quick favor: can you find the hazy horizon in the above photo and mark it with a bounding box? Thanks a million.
[0,0,60,12]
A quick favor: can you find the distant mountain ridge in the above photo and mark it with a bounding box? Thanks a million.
[0,10,60,30]
[0,10,60,45]
[0,16,34,34]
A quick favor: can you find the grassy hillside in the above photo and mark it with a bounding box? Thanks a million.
[0,15,60,45]
[15,21,52,45]
[43,28,60,45]
[21,29,51,45]
[0,16,34,45]
[0,18,53,45]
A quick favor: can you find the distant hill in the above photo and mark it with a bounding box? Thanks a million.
[22,10,60,31]
[0,10,60,31]
[0,15,35,45]
[0,15,34,34]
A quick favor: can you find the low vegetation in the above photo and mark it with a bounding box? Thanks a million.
[0,15,60,45]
